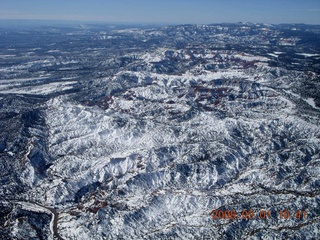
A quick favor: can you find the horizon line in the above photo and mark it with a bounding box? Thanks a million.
[0,18,319,27]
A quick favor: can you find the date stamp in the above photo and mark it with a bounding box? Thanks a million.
[210,209,307,220]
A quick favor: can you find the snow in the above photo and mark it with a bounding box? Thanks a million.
[0,54,16,58]
[7,151,14,156]
[233,53,269,62]
[2,24,320,240]
[15,201,52,215]
[140,49,167,63]
[268,53,279,58]
[0,81,76,94]
[305,98,320,110]
[48,50,60,53]
[0,76,49,84]
[283,90,300,98]
[297,53,320,57]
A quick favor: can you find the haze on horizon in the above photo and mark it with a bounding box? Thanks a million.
[0,0,320,25]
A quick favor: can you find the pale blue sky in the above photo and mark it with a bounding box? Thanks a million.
[0,0,319,24]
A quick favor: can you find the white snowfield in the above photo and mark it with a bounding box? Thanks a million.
[0,81,76,94]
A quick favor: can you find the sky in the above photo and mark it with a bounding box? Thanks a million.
[0,0,319,25]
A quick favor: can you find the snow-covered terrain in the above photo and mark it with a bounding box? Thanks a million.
[0,22,319,239]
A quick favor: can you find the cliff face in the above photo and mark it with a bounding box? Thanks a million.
[0,23,319,239]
